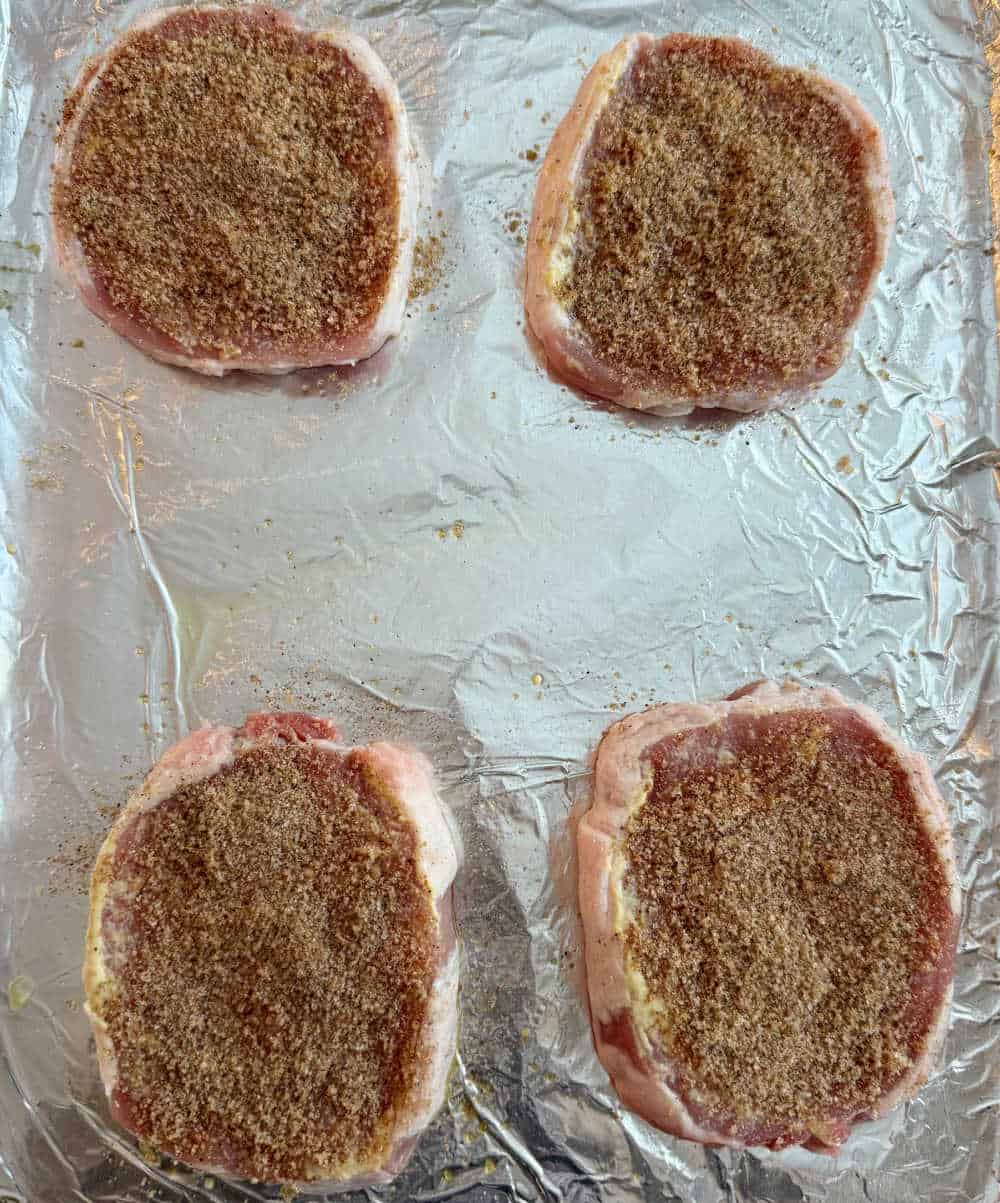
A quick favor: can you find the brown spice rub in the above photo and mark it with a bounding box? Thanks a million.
[623,710,953,1126]
[55,8,400,359]
[95,743,436,1180]
[559,38,878,399]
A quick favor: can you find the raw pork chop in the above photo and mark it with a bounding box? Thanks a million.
[526,35,894,414]
[53,6,416,375]
[578,681,958,1152]
[84,713,459,1186]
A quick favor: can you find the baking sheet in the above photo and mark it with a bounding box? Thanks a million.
[0,0,998,1200]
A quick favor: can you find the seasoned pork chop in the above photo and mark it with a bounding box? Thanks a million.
[54,6,416,375]
[526,35,894,414]
[578,681,958,1152]
[84,713,459,1186]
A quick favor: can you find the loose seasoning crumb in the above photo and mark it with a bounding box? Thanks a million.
[93,743,437,1180]
[7,975,34,1013]
[49,802,125,896]
[558,38,879,401]
[435,520,464,541]
[623,713,952,1124]
[29,471,64,494]
[138,1138,159,1166]
[55,9,401,359]
[409,233,447,301]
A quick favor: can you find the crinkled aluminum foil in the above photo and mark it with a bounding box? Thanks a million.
[0,0,998,1200]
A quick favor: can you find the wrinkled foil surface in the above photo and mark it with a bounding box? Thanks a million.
[1,0,998,1200]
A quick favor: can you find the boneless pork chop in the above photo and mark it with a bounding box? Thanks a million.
[526,35,894,414]
[578,681,958,1152]
[84,713,459,1186]
[53,6,416,375]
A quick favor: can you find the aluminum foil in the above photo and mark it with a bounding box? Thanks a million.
[1,0,998,1200]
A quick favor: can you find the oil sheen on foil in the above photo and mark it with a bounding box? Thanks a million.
[0,0,997,1200]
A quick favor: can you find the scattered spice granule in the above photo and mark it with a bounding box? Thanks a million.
[91,743,437,1181]
[29,471,64,494]
[50,823,114,896]
[624,712,952,1125]
[7,975,34,1013]
[557,38,880,400]
[54,8,401,360]
[409,233,446,301]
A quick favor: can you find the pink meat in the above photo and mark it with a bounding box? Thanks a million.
[525,35,895,415]
[577,681,959,1152]
[84,712,459,1187]
[53,6,417,376]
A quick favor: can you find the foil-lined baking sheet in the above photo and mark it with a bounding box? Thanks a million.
[1,0,998,1200]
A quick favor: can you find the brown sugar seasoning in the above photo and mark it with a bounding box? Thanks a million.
[556,37,885,404]
[54,8,402,363]
[93,743,437,1182]
[621,710,954,1131]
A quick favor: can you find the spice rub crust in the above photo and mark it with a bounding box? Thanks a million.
[55,7,405,368]
[622,708,955,1131]
[91,741,437,1182]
